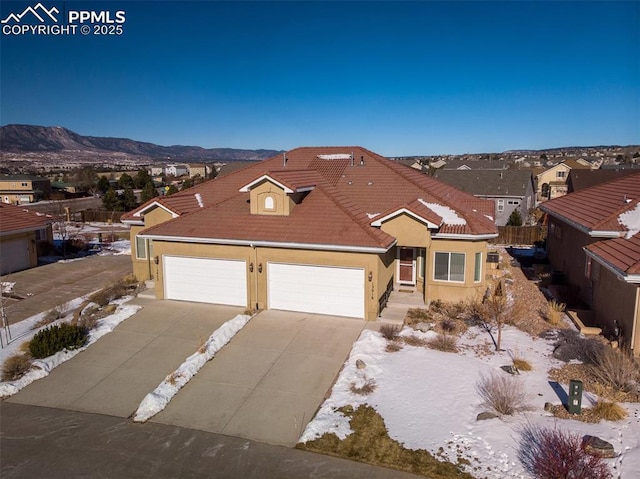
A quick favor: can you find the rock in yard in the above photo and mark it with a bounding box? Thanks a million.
[415,322,433,332]
[544,402,554,412]
[476,412,499,421]
[104,304,117,313]
[582,435,616,458]
[356,359,366,370]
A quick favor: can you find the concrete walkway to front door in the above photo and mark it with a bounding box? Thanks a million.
[151,310,366,447]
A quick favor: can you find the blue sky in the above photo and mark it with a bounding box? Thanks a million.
[1,1,638,156]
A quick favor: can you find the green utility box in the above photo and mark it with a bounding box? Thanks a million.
[568,379,583,414]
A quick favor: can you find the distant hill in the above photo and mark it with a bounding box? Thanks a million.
[0,124,282,161]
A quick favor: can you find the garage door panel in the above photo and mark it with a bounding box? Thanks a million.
[268,263,364,318]
[1,238,31,275]
[164,256,246,306]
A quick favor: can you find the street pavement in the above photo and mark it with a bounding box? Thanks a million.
[1,254,132,324]
[1,403,421,479]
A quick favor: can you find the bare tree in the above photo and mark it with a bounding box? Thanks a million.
[473,290,508,351]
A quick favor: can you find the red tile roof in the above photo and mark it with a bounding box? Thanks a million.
[130,146,497,249]
[540,172,640,234]
[586,233,640,277]
[0,202,50,235]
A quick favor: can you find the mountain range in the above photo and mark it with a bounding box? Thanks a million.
[0,124,282,162]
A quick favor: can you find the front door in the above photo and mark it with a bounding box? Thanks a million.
[398,247,415,285]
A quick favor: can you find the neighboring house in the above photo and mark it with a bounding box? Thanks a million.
[0,203,53,275]
[433,170,535,226]
[187,163,211,178]
[567,168,639,193]
[441,158,509,171]
[149,165,165,176]
[540,173,640,355]
[165,164,188,177]
[0,175,51,204]
[123,147,497,320]
[216,161,255,177]
[534,159,591,201]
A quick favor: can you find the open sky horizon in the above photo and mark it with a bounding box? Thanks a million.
[1,0,639,157]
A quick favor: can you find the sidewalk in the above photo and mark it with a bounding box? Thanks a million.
[1,254,132,325]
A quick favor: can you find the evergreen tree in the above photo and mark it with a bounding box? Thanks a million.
[140,181,158,203]
[102,187,120,211]
[118,173,134,189]
[134,169,153,189]
[506,209,523,226]
[181,178,194,190]
[121,188,137,211]
[97,176,111,193]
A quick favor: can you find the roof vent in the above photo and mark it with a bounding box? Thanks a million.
[624,195,632,204]
[283,152,287,167]
[195,193,204,208]
[368,181,373,186]
[350,152,354,167]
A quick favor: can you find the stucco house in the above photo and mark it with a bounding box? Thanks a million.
[123,147,497,320]
[433,170,535,226]
[187,163,212,178]
[534,159,591,201]
[0,202,53,275]
[0,175,52,204]
[165,164,189,177]
[540,172,640,355]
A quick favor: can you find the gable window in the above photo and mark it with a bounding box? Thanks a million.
[135,236,147,259]
[556,170,566,178]
[264,196,274,210]
[497,199,504,212]
[434,252,465,282]
[474,252,482,282]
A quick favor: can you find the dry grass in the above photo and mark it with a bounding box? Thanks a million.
[166,371,183,386]
[34,307,64,329]
[350,378,377,395]
[385,341,403,353]
[548,363,640,403]
[591,347,639,394]
[402,334,428,347]
[476,373,533,416]
[379,323,402,340]
[591,400,627,421]
[297,405,473,478]
[406,308,431,325]
[545,300,566,325]
[428,334,458,353]
[1,354,33,382]
[513,358,533,371]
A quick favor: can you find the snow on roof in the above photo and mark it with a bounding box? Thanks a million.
[418,199,466,226]
[317,154,352,160]
[367,212,380,219]
[618,201,640,239]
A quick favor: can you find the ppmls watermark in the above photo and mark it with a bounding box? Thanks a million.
[1,2,126,36]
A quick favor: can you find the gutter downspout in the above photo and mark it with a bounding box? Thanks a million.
[632,287,639,355]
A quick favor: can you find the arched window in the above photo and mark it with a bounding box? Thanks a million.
[264,196,274,210]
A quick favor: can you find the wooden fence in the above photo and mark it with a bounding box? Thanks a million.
[69,210,123,223]
[491,226,547,245]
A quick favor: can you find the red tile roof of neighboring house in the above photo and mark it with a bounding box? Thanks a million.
[586,233,640,277]
[127,146,497,249]
[540,172,640,234]
[0,202,50,235]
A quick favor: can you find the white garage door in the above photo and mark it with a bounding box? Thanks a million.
[268,263,365,318]
[164,256,247,306]
[1,238,31,275]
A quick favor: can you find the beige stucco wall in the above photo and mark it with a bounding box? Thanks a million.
[425,238,488,303]
[380,213,431,247]
[130,206,175,281]
[591,264,640,355]
[250,181,294,216]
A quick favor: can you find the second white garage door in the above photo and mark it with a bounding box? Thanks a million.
[1,238,31,275]
[164,256,247,306]
[267,263,365,318]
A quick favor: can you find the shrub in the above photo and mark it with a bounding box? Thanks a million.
[552,329,605,363]
[591,400,627,421]
[475,373,532,416]
[402,334,428,347]
[591,347,639,393]
[379,324,401,341]
[428,334,458,353]
[517,424,611,479]
[29,323,88,359]
[350,377,377,395]
[440,319,456,334]
[1,354,33,381]
[512,358,533,372]
[385,341,403,353]
[546,300,566,325]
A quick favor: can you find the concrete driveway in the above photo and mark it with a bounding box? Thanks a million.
[7,298,245,418]
[152,310,365,447]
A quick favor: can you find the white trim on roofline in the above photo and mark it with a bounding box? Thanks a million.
[137,233,396,254]
[540,208,624,238]
[239,175,295,193]
[370,208,440,228]
[133,201,179,218]
[122,219,144,226]
[584,248,640,284]
[0,225,46,237]
[431,233,499,240]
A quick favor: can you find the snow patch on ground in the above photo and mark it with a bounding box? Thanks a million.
[300,325,640,478]
[0,296,141,399]
[133,313,252,422]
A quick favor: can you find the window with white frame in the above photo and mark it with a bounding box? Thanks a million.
[434,252,465,282]
[474,252,482,282]
[135,236,147,259]
[264,196,274,210]
[556,170,566,178]
[497,199,504,212]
